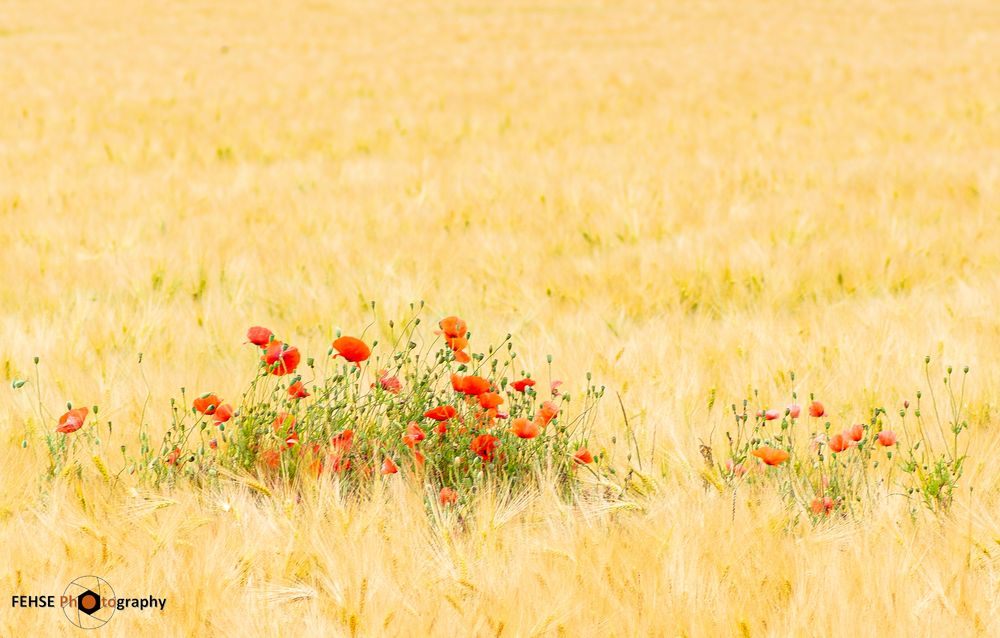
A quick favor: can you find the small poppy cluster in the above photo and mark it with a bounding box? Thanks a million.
[68,310,605,507]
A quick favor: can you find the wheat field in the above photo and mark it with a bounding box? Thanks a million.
[2,0,1000,635]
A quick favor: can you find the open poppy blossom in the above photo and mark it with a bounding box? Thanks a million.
[751,446,790,466]
[424,405,457,421]
[811,496,834,515]
[809,401,825,418]
[288,381,310,399]
[470,434,499,462]
[788,404,801,418]
[284,430,299,449]
[330,429,353,451]
[437,316,467,339]
[377,370,402,394]
[511,378,536,392]
[828,433,848,453]
[511,417,540,439]
[439,487,458,506]
[272,412,295,433]
[478,392,503,410]
[848,424,864,442]
[573,448,594,464]
[381,457,399,475]
[764,409,780,421]
[166,448,182,466]
[193,394,222,415]
[535,401,559,427]
[56,407,89,434]
[213,403,234,424]
[246,326,273,347]
[403,421,426,447]
[263,342,301,376]
[877,430,897,447]
[456,375,490,396]
[332,336,371,365]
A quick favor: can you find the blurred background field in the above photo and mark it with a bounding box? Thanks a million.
[2,1,999,635]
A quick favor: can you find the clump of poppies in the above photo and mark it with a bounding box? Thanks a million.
[43,303,606,508]
[710,362,970,520]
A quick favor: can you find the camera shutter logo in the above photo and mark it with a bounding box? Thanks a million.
[62,576,115,629]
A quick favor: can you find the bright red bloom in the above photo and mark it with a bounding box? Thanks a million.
[166,447,182,466]
[424,405,457,421]
[262,450,281,469]
[193,394,222,415]
[284,430,299,449]
[438,316,467,339]
[788,404,801,418]
[478,392,504,410]
[332,336,371,364]
[288,381,310,399]
[381,457,399,475]
[877,430,897,447]
[828,433,848,453]
[213,403,234,424]
[511,378,536,392]
[209,438,218,450]
[454,350,471,364]
[458,375,490,396]
[263,341,301,376]
[56,407,89,434]
[470,434,499,462]
[272,412,295,433]
[511,417,540,439]
[535,401,559,427]
[445,335,468,352]
[751,446,790,466]
[378,370,402,394]
[331,429,354,451]
[573,448,594,464]
[848,424,864,442]
[439,487,458,506]
[246,326,273,347]
[811,496,834,515]
[403,421,426,447]
[764,409,780,421]
[809,401,825,418]
[412,449,425,467]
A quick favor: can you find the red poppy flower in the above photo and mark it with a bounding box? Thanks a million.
[272,412,295,433]
[262,450,281,469]
[166,447,182,466]
[478,392,503,410]
[848,424,864,442]
[438,316,467,339]
[828,433,848,453]
[213,403,234,424]
[439,487,458,506]
[811,496,834,515]
[535,401,559,427]
[332,336,371,365]
[288,381,310,399]
[809,401,825,418]
[403,421,426,447]
[424,405,457,421]
[209,439,218,450]
[877,430,897,447]
[511,378,536,392]
[56,407,89,434]
[511,417,541,439]
[283,430,299,450]
[788,404,801,418]
[412,449,425,467]
[445,335,468,352]
[751,446,790,466]
[454,350,471,364]
[573,448,594,464]
[381,457,399,475]
[329,454,351,473]
[378,370,402,394]
[470,434,499,462]
[262,341,301,376]
[193,394,222,415]
[246,326,274,347]
[764,409,780,421]
[331,429,354,451]
[458,375,490,396]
